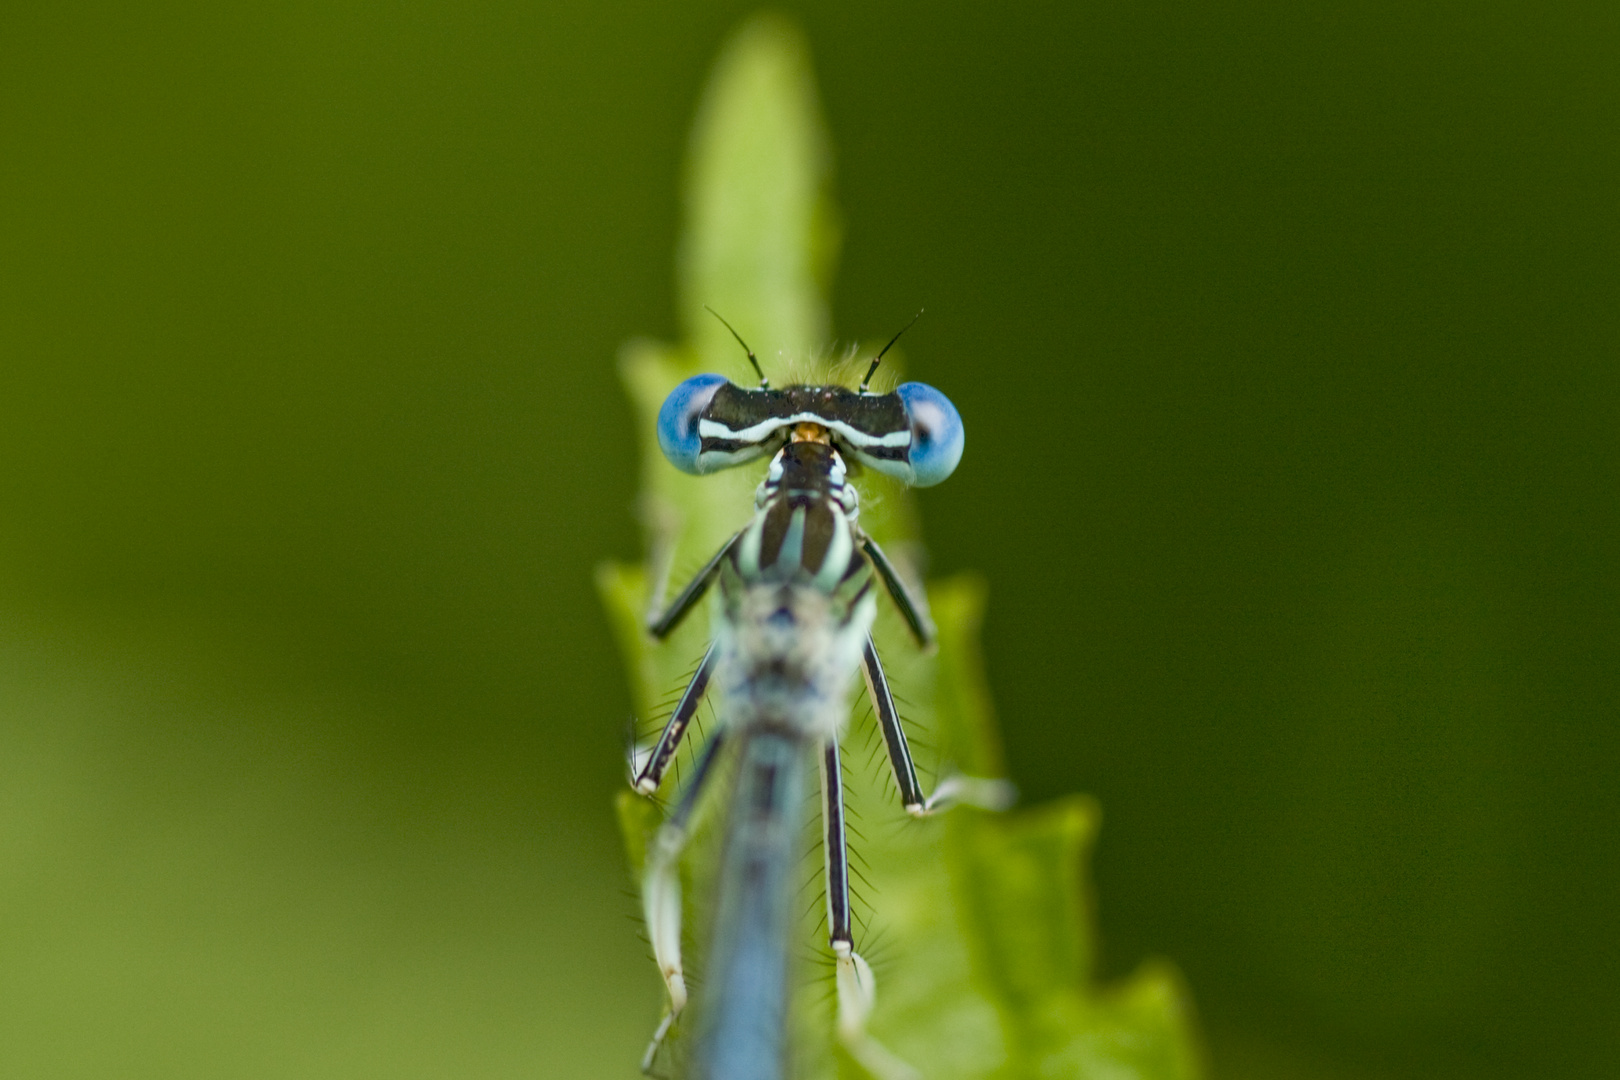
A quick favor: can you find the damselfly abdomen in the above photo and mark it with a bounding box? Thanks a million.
[631,322,1011,1080]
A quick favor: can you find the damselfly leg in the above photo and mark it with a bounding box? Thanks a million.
[818,737,922,1080]
[631,643,718,795]
[647,533,741,641]
[860,536,936,649]
[862,636,1016,818]
[640,725,727,1073]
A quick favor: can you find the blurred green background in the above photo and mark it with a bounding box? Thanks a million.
[2,2,1615,1078]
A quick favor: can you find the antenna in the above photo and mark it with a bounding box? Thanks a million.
[859,309,924,393]
[704,306,769,388]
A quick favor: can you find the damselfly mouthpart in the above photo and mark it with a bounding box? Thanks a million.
[630,321,1013,1080]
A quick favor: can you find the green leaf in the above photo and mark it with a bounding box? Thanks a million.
[679,11,840,367]
[598,14,1203,1079]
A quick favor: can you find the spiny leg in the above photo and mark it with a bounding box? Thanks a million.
[861,535,935,648]
[638,533,736,1071]
[861,635,1017,818]
[647,531,741,640]
[860,635,925,813]
[641,728,728,1074]
[819,739,853,951]
[630,643,716,795]
[821,738,921,1080]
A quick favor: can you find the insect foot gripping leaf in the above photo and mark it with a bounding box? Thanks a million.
[597,13,1204,1080]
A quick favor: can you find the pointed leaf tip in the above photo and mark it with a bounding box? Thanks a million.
[680,14,839,368]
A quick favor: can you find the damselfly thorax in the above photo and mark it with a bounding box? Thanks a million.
[717,435,874,744]
[629,319,1011,1080]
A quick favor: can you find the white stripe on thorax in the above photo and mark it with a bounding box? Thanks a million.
[814,508,854,591]
[777,507,806,572]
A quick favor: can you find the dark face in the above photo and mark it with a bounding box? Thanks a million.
[656,376,965,488]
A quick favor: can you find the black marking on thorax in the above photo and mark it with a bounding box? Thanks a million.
[722,441,867,593]
[760,442,841,577]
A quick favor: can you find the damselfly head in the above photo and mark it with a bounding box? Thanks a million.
[656,374,964,487]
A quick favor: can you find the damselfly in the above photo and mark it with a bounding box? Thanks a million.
[629,317,1013,1080]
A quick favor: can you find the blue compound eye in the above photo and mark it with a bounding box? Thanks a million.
[896,382,964,487]
[657,373,730,474]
